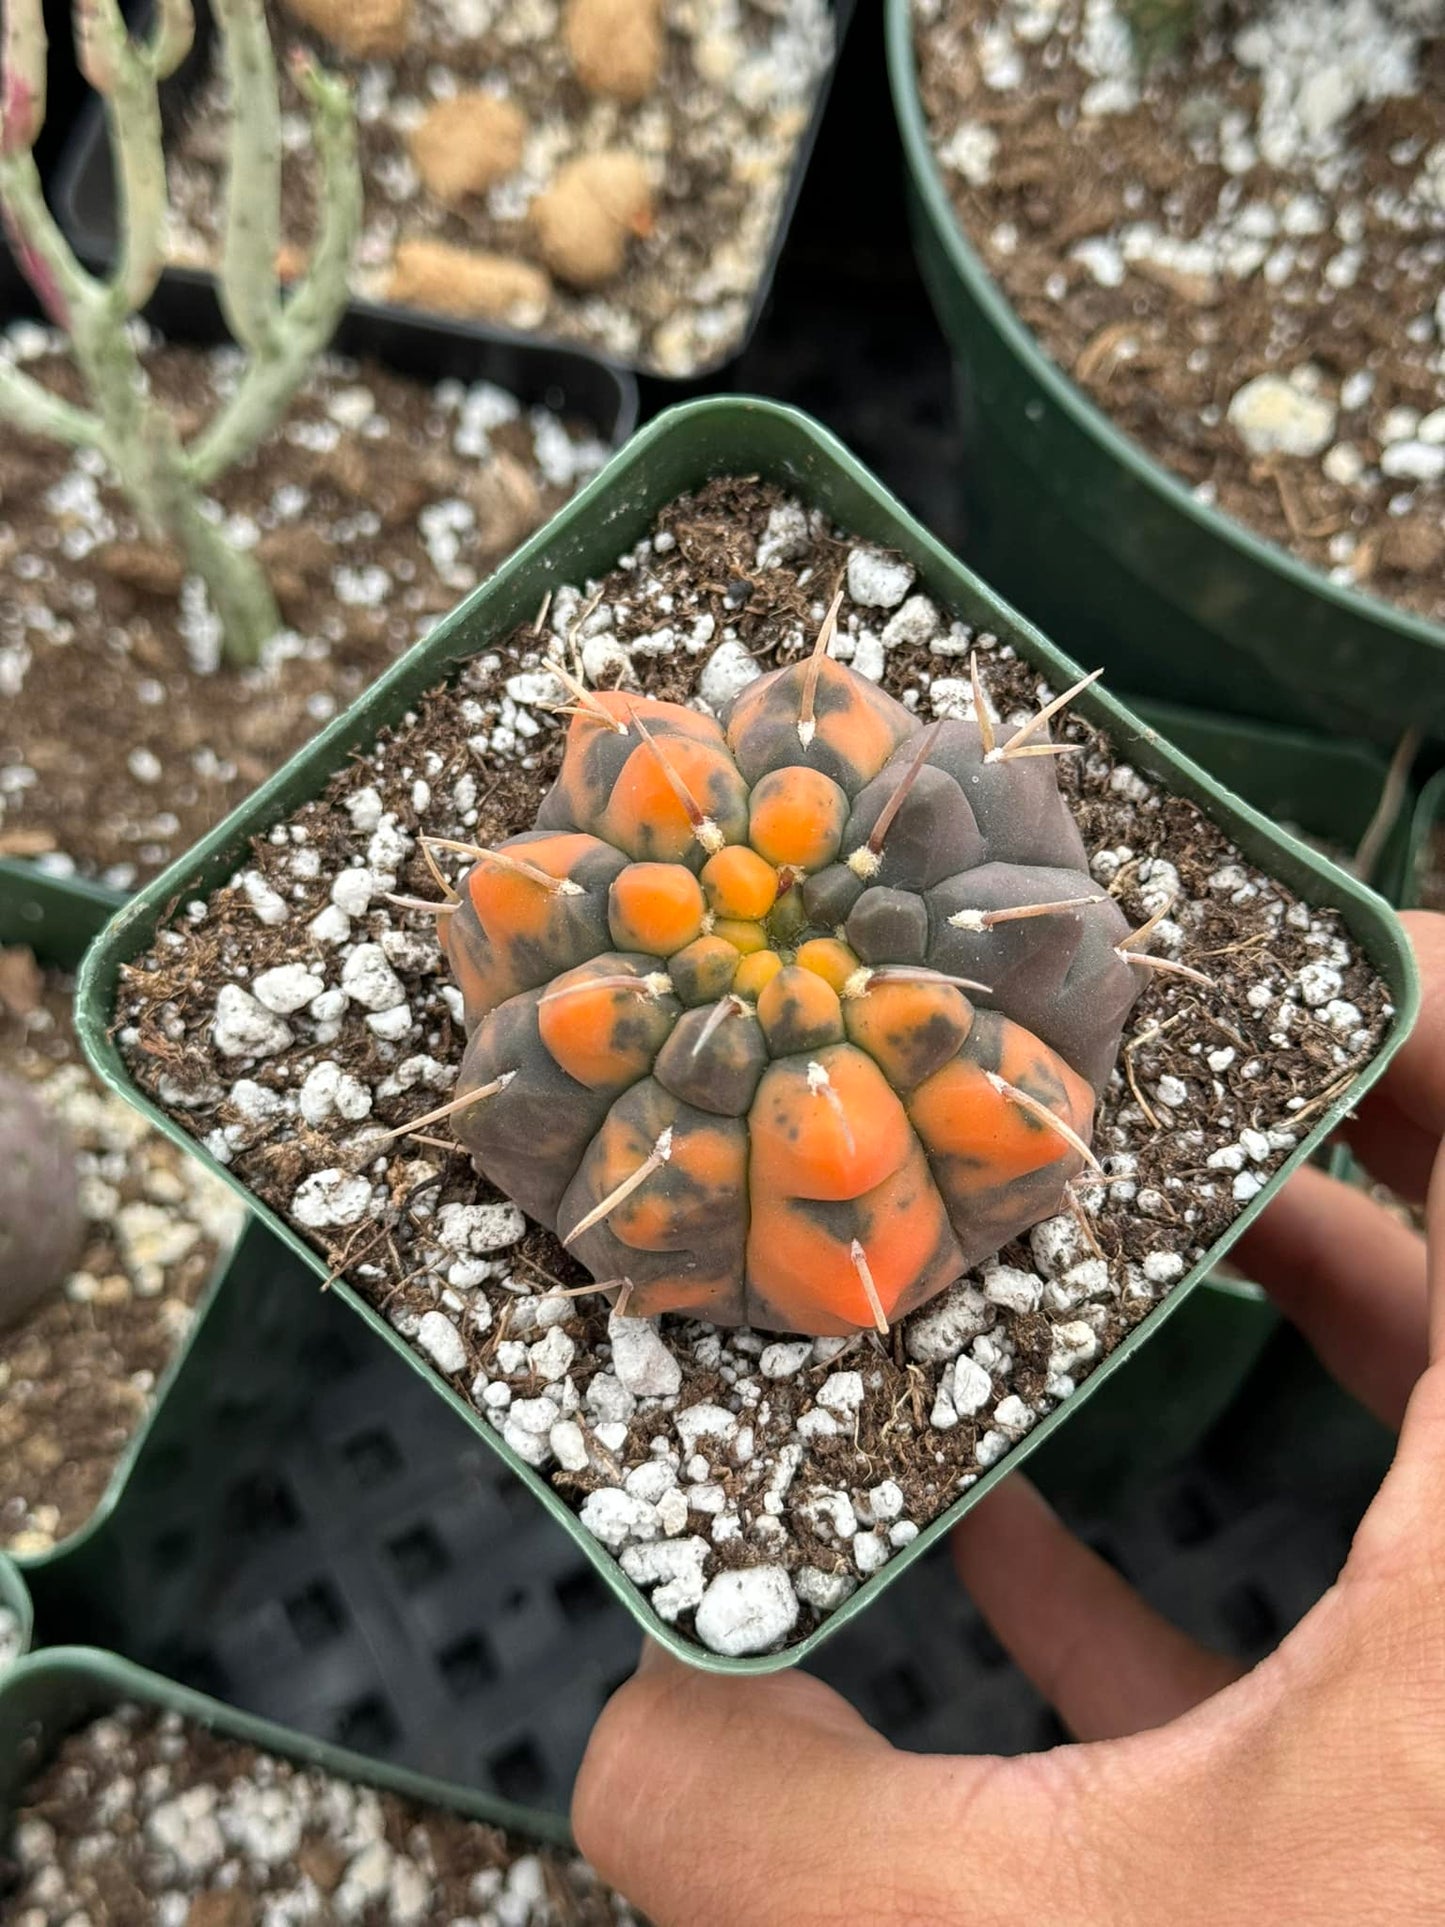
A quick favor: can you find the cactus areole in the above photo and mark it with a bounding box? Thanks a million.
[426,621,1156,1335]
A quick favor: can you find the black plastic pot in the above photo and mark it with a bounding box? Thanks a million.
[56,0,855,391]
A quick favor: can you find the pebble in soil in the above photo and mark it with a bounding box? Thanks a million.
[914,0,1445,625]
[0,947,245,1556]
[0,320,609,886]
[163,0,836,377]
[3,1704,640,1926]
[115,477,1392,1656]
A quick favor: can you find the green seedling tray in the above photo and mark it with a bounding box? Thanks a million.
[1406,769,1445,910]
[0,1560,32,1667]
[885,0,1445,749]
[0,859,259,1577]
[74,397,1418,1673]
[0,1647,572,1850]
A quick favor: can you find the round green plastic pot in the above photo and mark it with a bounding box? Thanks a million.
[0,1559,32,1668]
[885,0,1445,748]
[73,396,1419,1674]
[0,860,253,1577]
[1406,769,1445,910]
[0,1647,571,1848]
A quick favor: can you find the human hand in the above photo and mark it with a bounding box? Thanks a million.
[572,911,1445,1926]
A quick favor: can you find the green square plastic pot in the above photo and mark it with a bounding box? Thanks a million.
[73,397,1418,1673]
[884,0,1445,750]
[0,1560,32,1669]
[1029,700,1412,1513]
[0,860,255,1577]
[1406,769,1445,910]
[0,1648,572,1851]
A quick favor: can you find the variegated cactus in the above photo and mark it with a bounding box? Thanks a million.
[395,609,1200,1336]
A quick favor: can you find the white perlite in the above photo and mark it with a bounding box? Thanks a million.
[1227,373,1337,459]
[416,1310,468,1376]
[609,1311,683,1398]
[212,984,293,1059]
[845,546,915,609]
[693,1565,799,1655]
[291,1169,372,1230]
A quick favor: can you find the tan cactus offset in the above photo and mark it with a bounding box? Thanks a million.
[395,617,1199,1335]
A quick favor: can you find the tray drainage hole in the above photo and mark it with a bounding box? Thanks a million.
[868,1662,929,1728]
[334,1693,400,1756]
[385,1523,451,1591]
[150,1526,194,1576]
[437,1633,499,1697]
[1161,1484,1220,1550]
[224,1471,301,1541]
[341,1428,404,1487]
[284,1580,348,1650]
[487,1738,548,1804]
[554,1567,611,1625]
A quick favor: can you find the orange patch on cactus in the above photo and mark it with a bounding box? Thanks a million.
[794,936,860,993]
[608,863,705,956]
[700,844,779,921]
[844,977,974,1091]
[601,735,744,862]
[745,1136,958,1335]
[538,961,675,1090]
[668,934,741,1005]
[732,949,784,999]
[908,1014,1094,1188]
[711,917,769,955]
[756,964,844,1056]
[747,766,848,871]
[749,1045,911,1201]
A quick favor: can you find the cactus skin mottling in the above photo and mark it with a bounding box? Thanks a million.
[439,655,1142,1335]
[0,1073,83,1330]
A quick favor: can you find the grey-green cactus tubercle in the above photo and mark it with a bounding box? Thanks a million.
[0,0,362,668]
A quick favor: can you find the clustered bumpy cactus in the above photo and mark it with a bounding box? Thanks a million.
[396,610,1186,1337]
[0,0,360,666]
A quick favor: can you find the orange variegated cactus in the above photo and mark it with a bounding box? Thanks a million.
[400,610,1194,1336]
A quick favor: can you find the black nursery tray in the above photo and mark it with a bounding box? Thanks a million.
[55,0,856,390]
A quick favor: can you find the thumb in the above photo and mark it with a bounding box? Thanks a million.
[573,1642,1136,1927]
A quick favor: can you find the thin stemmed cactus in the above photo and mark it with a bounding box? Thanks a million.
[0,0,362,667]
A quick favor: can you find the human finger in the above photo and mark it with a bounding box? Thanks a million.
[1232,1160,1427,1428]
[574,1642,1035,1927]
[950,1477,1242,1742]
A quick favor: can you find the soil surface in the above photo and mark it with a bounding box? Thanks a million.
[0,322,607,887]
[0,949,243,1556]
[914,0,1445,626]
[115,477,1393,1655]
[164,0,833,377]
[3,1703,640,1925]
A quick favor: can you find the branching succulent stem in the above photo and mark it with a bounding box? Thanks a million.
[0,0,361,668]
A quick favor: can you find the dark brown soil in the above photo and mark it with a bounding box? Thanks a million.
[915,0,1445,626]
[0,327,601,886]
[164,0,831,377]
[3,1704,639,1924]
[112,476,1392,1648]
[0,951,241,1556]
